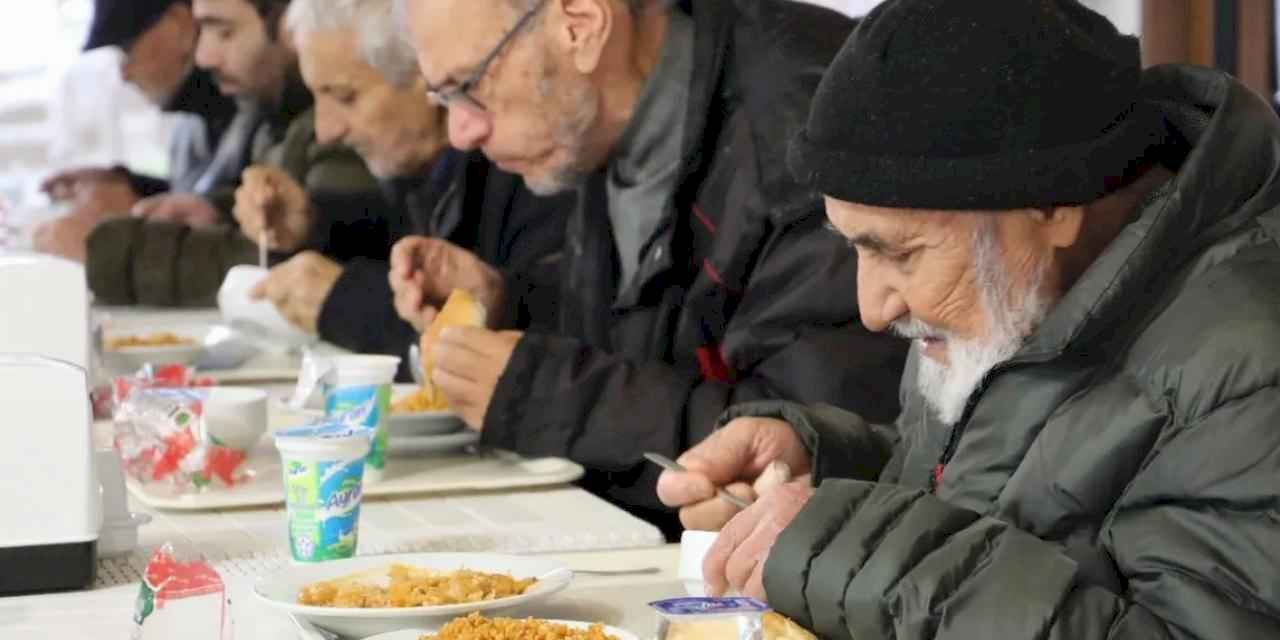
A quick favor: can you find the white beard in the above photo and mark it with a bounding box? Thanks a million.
[892,223,1052,426]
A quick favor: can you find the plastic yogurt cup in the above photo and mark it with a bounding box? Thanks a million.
[321,355,400,483]
[274,421,373,563]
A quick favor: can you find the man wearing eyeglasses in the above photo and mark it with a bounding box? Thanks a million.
[392,0,905,533]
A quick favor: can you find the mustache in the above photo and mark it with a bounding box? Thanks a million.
[889,317,948,341]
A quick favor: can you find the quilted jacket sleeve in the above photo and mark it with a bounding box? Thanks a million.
[763,387,1280,640]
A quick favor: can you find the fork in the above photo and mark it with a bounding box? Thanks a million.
[643,452,753,510]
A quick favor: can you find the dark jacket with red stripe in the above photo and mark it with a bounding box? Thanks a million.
[484,0,907,533]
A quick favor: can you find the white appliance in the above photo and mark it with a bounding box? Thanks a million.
[0,254,101,594]
[0,252,91,369]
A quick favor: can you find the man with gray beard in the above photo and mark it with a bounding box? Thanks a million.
[389,0,907,534]
[658,0,1280,637]
[898,218,1052,426]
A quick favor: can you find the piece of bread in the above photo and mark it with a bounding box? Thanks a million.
[763,612,817,640]
[417,289,488,407]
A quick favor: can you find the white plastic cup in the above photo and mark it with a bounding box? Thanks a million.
[274,431,372,563]
[201,387,268,452]
[679,530,720,596]
[321,355,400,483]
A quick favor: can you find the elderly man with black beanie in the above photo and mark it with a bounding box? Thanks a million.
[657,0,1280,637]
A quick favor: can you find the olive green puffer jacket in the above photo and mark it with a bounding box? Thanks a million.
[737,65,1280,640]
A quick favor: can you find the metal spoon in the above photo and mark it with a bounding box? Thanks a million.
[643,452,753,510]
[408,343,425,386]
[569,566,662,576]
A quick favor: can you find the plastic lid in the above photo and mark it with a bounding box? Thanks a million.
[649,597,770,619]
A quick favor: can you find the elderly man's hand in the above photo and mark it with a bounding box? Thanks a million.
[31,211,102,263]
[388,237,503,333]
[232,166,312,252]
[429,327,521,430]
[132,193,222,228]
[657,417,812,531]
[248,252,342,334]
[41,166,128,202]
[703,478,814,601]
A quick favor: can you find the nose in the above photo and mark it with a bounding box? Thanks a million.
[856,258,908,333]
[313,101,346,146]
[193,33,218,72]
[445,104,492,151]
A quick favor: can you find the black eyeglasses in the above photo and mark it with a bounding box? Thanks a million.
[425,0,548,113]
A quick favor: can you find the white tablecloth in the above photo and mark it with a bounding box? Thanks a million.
[2,546,684,640]
[1,308,673,638]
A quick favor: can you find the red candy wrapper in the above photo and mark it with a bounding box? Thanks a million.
[132,543,232,640]
[113,388,252,493]
[94,363,215,421]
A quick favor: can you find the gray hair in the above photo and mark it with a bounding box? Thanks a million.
[286,0,421,88]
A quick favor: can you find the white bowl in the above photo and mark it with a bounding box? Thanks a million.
[363,620,640,640]
[202,387,269,451]
[254,552,574,638]
[217,265,316,347]
[389,384,464,437]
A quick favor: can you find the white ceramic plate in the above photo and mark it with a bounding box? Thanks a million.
[254,553,574,638]
[386,430,480,456]
[362,619,640,640]
[389,384,464,437]
[273,385,464,438]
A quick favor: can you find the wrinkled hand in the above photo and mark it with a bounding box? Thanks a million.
[657,417,812,531]
[232,165,312,252]
[429,326,521,430]
[389,237,503,332]
[31,211,103,263]
[248,251,342,335]
[132,193,222,228]
[40,166,128,202]
[703,478,814,601]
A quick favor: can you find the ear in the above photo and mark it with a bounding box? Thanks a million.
[550,0,613,74]
[1029,206,1085,249]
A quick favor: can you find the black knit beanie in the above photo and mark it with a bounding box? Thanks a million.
[789,0,1165,210]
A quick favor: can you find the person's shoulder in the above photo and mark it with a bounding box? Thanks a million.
[1125,234,1280,420]
[729,0,856,61]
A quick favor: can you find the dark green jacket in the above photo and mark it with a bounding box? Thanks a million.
[86,78,377,307]
[742,65,1280,640]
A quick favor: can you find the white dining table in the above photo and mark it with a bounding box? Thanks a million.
[0,307,676,639]
[1,545,685,640]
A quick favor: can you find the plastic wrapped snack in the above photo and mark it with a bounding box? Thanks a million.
[93,363,216,420]
[651,598,817,640]
[132,543,232,640]
[112,388,251,494]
